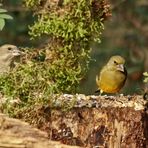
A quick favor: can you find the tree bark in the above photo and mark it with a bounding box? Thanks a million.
[40,94,148,148]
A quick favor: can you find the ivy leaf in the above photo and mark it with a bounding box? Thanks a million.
[0,14,13,19]
[0,18,5,30]
[0,8,7,13]
[143,72,148,83]
[143,72,148,76]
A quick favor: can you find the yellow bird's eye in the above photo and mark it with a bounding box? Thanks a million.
[114,61,118,64]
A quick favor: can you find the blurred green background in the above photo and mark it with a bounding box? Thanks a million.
[0,0,148,95]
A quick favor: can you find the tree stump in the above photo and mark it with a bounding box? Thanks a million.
[0,94,148,148]
[39,94,148,148]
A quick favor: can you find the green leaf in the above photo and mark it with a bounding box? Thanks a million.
[0,18,5,30]
[0,9,7,13]
[0,14,13,19]
[143,72,148,76]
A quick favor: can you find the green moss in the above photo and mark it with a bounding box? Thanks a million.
[24,0,41,9]
[0,0,110,122]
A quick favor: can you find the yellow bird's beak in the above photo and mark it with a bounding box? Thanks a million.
[117,64,124,72]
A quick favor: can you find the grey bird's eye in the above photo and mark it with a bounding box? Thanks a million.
[8,47,12,50]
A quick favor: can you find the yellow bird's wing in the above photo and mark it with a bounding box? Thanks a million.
[97,66,127,93]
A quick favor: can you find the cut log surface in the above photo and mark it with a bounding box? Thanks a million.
[0,113,80,148]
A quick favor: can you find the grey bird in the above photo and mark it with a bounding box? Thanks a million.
[0,44,23,73]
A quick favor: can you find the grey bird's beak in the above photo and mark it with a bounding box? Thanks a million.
[12,48,25,56]
[117,64,124,72]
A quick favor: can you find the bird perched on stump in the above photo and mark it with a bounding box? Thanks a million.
[0,44,23,73]
[96,55,127,94]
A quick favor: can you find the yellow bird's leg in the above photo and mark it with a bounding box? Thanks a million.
[94,89,103,96]
[115,92,120,97]
[115,92,124,103]
[100,89,103,96]
[113,92,119,102]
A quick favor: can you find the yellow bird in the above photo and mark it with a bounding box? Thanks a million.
[96,55,127,94]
